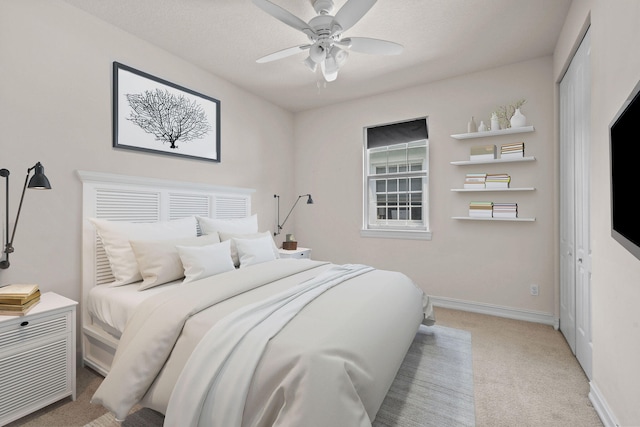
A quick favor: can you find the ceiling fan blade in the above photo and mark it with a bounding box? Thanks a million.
[256,45,311,63]
[252,0,315,35]
[340,37,403,55]
[333,0,377,33]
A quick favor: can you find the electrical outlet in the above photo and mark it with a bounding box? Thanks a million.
[530,284,539,296]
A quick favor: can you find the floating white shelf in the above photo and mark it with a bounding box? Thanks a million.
[451,187,535,192]
[450,156,536,166]
[452,216,536,222]
[451,126,535,140]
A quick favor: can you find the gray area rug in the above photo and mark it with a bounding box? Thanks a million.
[373,325,475,426]
[85,325,475,427]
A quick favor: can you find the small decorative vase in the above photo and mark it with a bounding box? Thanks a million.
[510,108,527,128]
[467,116,477,133]
[478,121,487,132]
[491,113,500,131]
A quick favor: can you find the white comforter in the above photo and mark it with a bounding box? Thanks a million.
[92,259,434,426]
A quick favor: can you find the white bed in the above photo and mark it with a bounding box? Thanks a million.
[79,170,257,374]
[78,171,435,426]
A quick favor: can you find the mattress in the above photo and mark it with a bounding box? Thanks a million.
[87,280,183,336]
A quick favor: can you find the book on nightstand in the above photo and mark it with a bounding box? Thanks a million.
[0,284,41,315]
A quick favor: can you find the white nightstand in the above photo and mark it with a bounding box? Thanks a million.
[278,247,312,260]
[0,292,77,426]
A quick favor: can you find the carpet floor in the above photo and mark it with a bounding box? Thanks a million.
[82,324,474,427]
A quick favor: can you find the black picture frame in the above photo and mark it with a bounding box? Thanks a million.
[112,62,220,162]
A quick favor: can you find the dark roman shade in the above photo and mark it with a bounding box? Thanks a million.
[366,118,428,149]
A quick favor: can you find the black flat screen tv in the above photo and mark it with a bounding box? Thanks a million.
[610,79,640,261]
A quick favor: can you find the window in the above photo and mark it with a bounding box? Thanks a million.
[362,118,430,240]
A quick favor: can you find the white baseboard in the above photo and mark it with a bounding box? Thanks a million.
[589,381,619,427]
[430,296,559,329]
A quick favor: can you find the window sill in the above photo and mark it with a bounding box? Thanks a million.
[360,229,432,240]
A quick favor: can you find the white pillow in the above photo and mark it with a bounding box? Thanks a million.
[177,240,235,284]
[234,234,278,268]
[197,214,258,235]
[218,231,280,267]
[130,234,221,290]
[89,217,197,286]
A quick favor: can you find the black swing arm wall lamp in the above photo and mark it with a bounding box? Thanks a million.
[0,162,52,269]
[273,193,313,236]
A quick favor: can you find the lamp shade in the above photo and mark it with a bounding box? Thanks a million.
[27,162,51,189]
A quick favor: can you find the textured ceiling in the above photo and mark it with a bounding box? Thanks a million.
[61,0,572,112]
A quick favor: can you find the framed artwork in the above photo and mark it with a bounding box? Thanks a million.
[112,62,220,162]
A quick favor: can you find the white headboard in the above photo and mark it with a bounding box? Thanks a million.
[77,170,255,327]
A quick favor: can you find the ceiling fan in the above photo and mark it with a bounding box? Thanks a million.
[252,0,403,82]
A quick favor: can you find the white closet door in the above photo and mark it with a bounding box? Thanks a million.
[560,29,592,379]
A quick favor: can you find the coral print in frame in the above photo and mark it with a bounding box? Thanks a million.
[113,62,220,162]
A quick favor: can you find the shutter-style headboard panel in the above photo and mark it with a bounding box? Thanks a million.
[77,170,255,324]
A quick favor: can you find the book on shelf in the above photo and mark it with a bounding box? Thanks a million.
[469,201,493,217]
[464,182,486,189]
[501,142,524,149]
[469,210,493,217]
[469,201,493,207]
[500,142,525,159]
[464,173,486,188]
[464,173,487,181]
[493,202,518,218]
[470,144,496,161]
[485,173,511,188]
[0,295,40,316]
[500,152,525,160]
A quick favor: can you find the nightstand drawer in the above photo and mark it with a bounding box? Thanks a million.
[278,247,311,259]
[0,312,71,349]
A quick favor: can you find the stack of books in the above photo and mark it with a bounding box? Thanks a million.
[464,173,487,189]
[470,144,497,161]
[469,201,493,218]
[485,173,511,188]
[0,284,41,316]
[493,203,518,218]
[500,142,525,159]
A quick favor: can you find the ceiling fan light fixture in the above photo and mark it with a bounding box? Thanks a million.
[321,61,339,82]
[309,43,326,63]
[304,56,318,72]
[330,46,349,68]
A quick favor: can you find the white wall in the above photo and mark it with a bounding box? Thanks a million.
[555,0,640,424]
[0,1,295,306]
[294,56,557,320]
